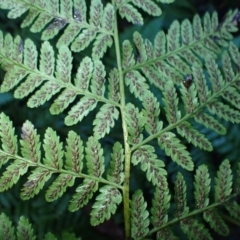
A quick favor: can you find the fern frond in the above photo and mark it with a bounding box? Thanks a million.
[90,185,122,226]
[17,216,36,240]
[131,190,150,239]
[0,213,15,240]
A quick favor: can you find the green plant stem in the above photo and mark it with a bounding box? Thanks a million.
[112,2,131,239]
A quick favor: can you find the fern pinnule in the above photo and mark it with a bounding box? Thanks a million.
[158,132,194,171]
[194,164,211,209]
[90,185,122,226]
[203,210,229,236]
[65,130,84,173]
[93,103,119,139]
[108,68,120,102]
[194,112,226,135]
[125,103,144,144]
[177,122,213,151]
[131,145,167,187]
[20,120,41,163]
[107,142,124,184]
[131,190,150,239]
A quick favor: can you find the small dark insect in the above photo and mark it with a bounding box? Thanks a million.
[183,74,193,89]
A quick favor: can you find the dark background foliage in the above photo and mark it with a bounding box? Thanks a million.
[0,0,240,239]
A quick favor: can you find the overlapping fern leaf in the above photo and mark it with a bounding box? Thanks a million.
[0,113,124,226]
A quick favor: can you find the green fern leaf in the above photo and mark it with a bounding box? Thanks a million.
[229,42,240,66]
[158,132,194,171]
[133,31,148,63]
[46,174,75,202]
[0,112,18,155]
[132,145,167,187]
[142,66,165,90]
[93,104,119,139]
[21,9,39,28]
[192,63,211,104]
[132,0,162,16]
[60,0,73,19]
[107,142,124,184]
[14,75,43,99]
[0,66,27,92]
[17,216,36,240]
[20,120,41,163]
[50,89,77,115]
[40,41,55,76]
[7,3,28,19]
[174,172,189,217]
[90,0,103,27]
[194,164,211,209]
[119,4,143,25]
[131,190,149,239]
[0,213,15,240]
[162,80,180,123]
[203,210,229,236]
[43,128,64,170]
[108,68,120,102]
[151,184,171,227]
[65,96,97,126]
[154,31,166,57]
[42,18,67,41]
[225,201,240,221]
[30,13,53,33]
[222,51,235,83]
[125,70,149,99]
[71,29,97,52]
[2,33,13,58]
[155,61,183,84]
[122,40,135,69]
[177,122,213,151]
[92,34,113,59]
[55,45,73,83]
[180,81,199,114]
[205,56,224,92]
[223,87,240,110]
[102,3,114,31]
[215,159,232,202]
[167,55,191,74]
[167,20,180,51]
[208,102,240,123]
[57,25,82,48]
[69,179,98,212]
[21,168,51,200]
[180,218,212,240]
[181,19,193,45]
[65,130,84,173]
[156,0,175,3]
[90,185,122,226]
[27,81,62,108]
[194,112,226,135]
[23,39,38,69]
[125,103,144,144]
[86,136,105,177]
[0,160,28,192]
[91,60,106,96]
[74,56,93,91]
